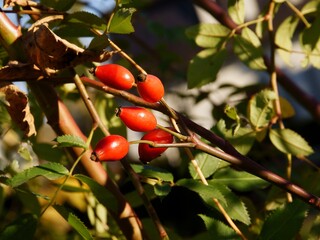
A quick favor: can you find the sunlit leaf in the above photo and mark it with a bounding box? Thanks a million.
[301,0,320,15]
[210,167,269,192]
[248,89,276,129]
[269,128,314,156]
[108,8,136,34]
[275,16,299,66]
[0,214,38,240]
[185,23,230,48]
[189,152,222,179]
[53,205,93,240]
[228,0,245,24]
[258,200,309,240]
[234,28,267,70]
[54,134,87,149]
[279,96,295,118]
[299,15,320,68]
[7,162,69,188]
[216,119,256,155]
[187,49,227,88]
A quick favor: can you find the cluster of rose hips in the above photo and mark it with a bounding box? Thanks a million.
[90,64,173,163]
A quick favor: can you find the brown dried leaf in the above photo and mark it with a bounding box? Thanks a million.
[23,18,112,74]
[0,83,36,137]
[0,63,43,81]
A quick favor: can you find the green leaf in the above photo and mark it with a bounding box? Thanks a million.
[7,162,69,188]
[41,0,76,11]
[216,119,256,155]
[258,200,309,240]
[269,128,314,156]
[54,134,87,149]
[189,152,222,179]
[87,35,109,52]
[67,11,107,31]
[108,8,136,34]
[209,183,251,225]
[53,205,93,240]
[210,168,269,192]
[176,178,226,206]
[279,96,295,118]
[16,189,41,216]
[74,174,118,212]
[187,49,227,89]
[185,23,230,48]
[248,89,277,129]
[131,164,174,183]
[299,15,320,68]
[275,16,299,66]
[197,214,239,239]
[301,0,320,15]
[0,214,38,240]
[224,105,240,121]
[94,93,126,136]
[234,28,267,70]
[153,182,171,197]
[228,0,245,24]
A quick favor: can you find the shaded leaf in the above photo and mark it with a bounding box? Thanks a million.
[210,168,269,192]
[258,200,309,240]
[187,49,226,88]
[108,8,136,34]
[154,182,171,197]
[269,128,314,156]
[7,162,69,187]
[209,183,251,225]
[228,0,245,24]
[74,174,118,212]
[0,214,38,240]
[131,164,174,183]
[301,0,320,15]
[0,83,36,137]
[176,178,226,206]
[189,152,222,179]
[53,205,93,240]
[67,11,107,30]
[88,35,109,52]
[197,214,239,239]
[41,0,76,11]
[54,134,87,149]
[185,23,230,48]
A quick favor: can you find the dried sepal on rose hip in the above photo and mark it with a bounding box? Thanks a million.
[136,73,165,103]
[116,106,157,132]
[93,64,135,90]
[138,128,174,163]
[91,135,129,162]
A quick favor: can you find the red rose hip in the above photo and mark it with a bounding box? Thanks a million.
[138,128,174,163]
[91,135,129,162]
[137,74,165,103]
[117,106,157,132]
[94,64,134,90]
